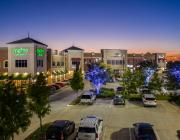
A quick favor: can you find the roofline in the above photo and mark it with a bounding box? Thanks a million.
[7,37,48,46]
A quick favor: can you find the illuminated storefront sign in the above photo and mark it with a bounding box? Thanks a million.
[36,48,45,57]
[13,48,29,56]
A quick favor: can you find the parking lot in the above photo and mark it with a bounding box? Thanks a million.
[62,99,180,140]
[16,92,180,140]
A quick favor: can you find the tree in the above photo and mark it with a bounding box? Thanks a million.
[122,68,145,94]
[0,81,31,140]
[28,73,51,131]
[86,65,108,94]
[70,68,84,95]
[134,69,145,87]
[99,62,107,69]
[148,73,162,92]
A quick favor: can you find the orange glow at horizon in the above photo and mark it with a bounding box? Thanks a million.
[47,39,180,56]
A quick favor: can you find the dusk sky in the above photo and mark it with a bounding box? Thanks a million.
[0,0,180,55]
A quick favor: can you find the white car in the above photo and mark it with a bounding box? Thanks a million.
[76,116,103,140]
[80,91,96,104]
[161,87,168,94]
[142,94,157,107]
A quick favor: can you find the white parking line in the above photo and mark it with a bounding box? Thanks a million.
[109,100,113,108]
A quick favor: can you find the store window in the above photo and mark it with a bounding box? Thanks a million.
[15,60,27,67]
[107,60,111,64]
[72,61,80,65]
[52,61,56,66]
[57,62,60,66]
[61,62,64,66]
[37,60,43,67]
[4,60,8,68]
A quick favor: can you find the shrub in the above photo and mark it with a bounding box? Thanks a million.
[169,95,180,106]
[97,88,115,98]
[156,94,171,100]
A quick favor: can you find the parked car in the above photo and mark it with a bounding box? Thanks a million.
[80,91,96,104]
[46,120,75,140]
[140,85,149,93]
[76,116,103,140]
[116,86,124,92]
[51,84,61,90]
[113,95,125,105]
[175,89,180,95]
[56,82,65,87]
[161,87,168,94]
[133,123,159,140]
[48,85,56,94]
[142,94,157,107]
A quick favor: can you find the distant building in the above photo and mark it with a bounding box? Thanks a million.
[101,49,127,74]
[144,52,155,61]
[144,52,166,69]
[84,52,102,71]
[127,53,144,67]
[0,47,8,73]
[62,46,84,72]
[47,49,65,83]
[153,53,166,69]
[7,37,47,76]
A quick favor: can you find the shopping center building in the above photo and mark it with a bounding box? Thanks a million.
[0,37,167,84]
[7,37,47,76]
[101,49,128,74]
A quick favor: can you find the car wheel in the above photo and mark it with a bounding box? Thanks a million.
[72,124,75,134]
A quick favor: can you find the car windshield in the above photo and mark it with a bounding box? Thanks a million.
[81,95,91,99]
[78,127,96,133]
[146,98,156,101]
[139,127,155,135]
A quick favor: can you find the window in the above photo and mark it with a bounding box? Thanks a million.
[72,61,80,65]
[107,60,111,64]
[57,62,60,66]
[112,60,116,65]
[37,60,43,67]
[4,60,8,68]
[52,61,56,66]
[116,60,120,65]
[15,60,27,67]
[61,62,64,66]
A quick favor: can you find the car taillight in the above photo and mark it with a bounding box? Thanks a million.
[96,133,98,138]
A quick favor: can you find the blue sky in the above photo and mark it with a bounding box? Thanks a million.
[0,0,180,54]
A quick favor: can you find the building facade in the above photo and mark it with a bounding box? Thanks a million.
[62,46,84,72]
[101,49,127,74]
[7,37,47,76]
[153,53,166,69]
[47,48,66,83]
[127,53,144,68]
[0,36,168,83]
[84,52,102,71]
[0,47,8,73]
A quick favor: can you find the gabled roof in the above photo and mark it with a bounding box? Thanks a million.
[7,37,47,46]
[63,46,83,52]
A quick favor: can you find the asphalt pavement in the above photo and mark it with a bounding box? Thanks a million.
[15,81,180,140]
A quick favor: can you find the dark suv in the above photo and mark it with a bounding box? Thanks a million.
[46,120,75,140]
